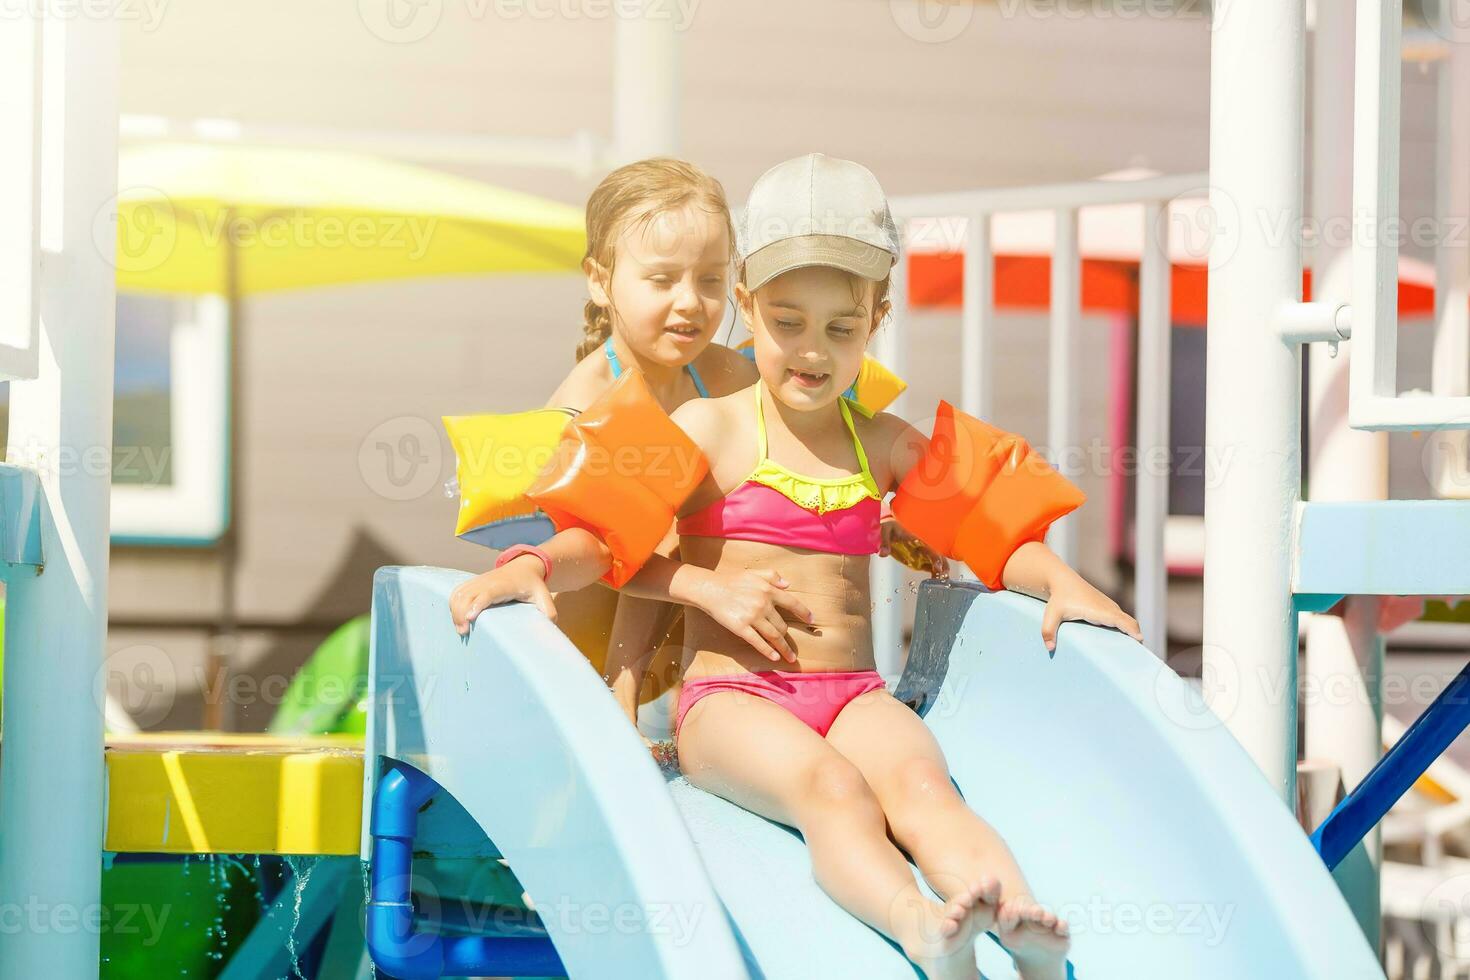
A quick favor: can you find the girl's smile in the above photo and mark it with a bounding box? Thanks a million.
[787,367,831,389]
[666,322,704,344]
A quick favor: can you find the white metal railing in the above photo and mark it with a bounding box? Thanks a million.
[885,172,1202,659]
[1349,0,1470,432]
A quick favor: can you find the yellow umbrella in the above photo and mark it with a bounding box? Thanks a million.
[114,142,586,294]
[110,142,587,729]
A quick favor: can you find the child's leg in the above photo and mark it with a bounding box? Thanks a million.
[644,609,687,720]
[636,532,689,706]
[552,583,620,671]
[825,691,1069,980]
[605,593,684,735]
[603,528,686,728]
[679,691,997,980]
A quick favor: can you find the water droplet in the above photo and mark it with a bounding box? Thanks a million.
[282,855,320,978]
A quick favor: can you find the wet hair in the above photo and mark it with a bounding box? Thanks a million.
[575,158,736,363]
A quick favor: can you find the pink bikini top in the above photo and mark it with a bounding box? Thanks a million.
[677,381,883,555]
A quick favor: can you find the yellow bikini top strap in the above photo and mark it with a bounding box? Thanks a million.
[757,378,875,480]
[838,397,875,481]
[754,379,769,460]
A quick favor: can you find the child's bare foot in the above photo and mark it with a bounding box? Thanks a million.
[997,897,1070,980]
[898,877,1001,980]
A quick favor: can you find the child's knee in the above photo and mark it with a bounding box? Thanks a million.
[802,758,881,819]
[885,759,963,837]
[890,758,955,805]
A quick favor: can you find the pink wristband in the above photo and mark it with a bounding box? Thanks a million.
[494,543,553,582]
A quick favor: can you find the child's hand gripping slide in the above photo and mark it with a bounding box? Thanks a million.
[891,401,1085,591]
[526,371,709,588]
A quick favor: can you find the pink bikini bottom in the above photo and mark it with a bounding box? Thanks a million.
[675,669,887,739]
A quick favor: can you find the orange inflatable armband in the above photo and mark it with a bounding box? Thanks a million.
[527,371,708,588]
[891,402,1085,590]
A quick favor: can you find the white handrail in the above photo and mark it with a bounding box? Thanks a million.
[891,172,1207,219]
[890,175,1186,656]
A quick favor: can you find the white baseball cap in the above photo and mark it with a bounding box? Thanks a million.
[737,153,900,292]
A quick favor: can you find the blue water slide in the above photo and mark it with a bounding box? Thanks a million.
[897,581,1382,978]
[364,567,1382,979]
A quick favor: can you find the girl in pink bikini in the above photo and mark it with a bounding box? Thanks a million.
[515,154,1142,979]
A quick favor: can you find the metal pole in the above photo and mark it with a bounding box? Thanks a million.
[1312,656,1470,870]
[872,249,909,677]
[1135,201,1172,658]
[1203,0,1308,803]
[1047,207,1080,568]
[1428,17,1470,497]
[204,230,241,731]
[612,1,680,163]
[961,214,994,422]
[0,6,118,977]
[1303,0,1386,949]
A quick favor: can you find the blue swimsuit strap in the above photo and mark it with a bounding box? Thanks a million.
[603,337,709,398]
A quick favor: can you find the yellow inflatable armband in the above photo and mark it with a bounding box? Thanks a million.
[443,408,574,549]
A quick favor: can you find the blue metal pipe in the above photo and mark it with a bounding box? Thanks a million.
[366,760,564,978]
[1312,658,1470,869]
[423,896,550,939]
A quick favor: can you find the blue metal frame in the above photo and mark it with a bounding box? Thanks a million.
[366,759,563,979]
[0,463,45,570]
[1295,500,1470,596]
[1311,658,1470,870]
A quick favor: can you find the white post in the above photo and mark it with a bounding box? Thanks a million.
[1135,202,1172,658]
[611,1,680,162]
[1203,0,1307,803]
[1428,16,1470,496]
[1303,0,1386,950]
[0,11,42,379]
[1349,0,1404,415]
[0,7,119,979]
[872,249,908,677]
[961,213,994,422]
[1047,207,1080,567]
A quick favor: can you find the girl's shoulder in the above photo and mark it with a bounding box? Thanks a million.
[545,347,613,412]
[671,383,754,449]
[691,342,760,395]
[857,408,921,448]
[857,408,929,490]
